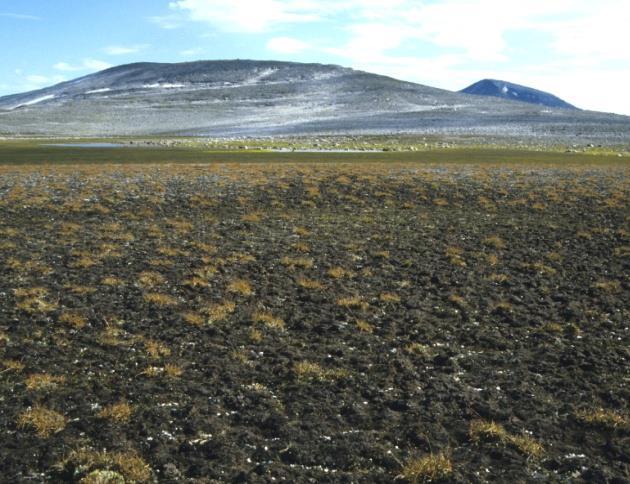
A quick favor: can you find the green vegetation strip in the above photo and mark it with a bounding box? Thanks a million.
[0,143,628,165]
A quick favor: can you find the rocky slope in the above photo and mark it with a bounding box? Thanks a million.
[0,60,629,143]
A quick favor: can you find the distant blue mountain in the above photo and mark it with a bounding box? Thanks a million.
[461,79,577,110]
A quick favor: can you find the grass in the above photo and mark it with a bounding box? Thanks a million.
[469,419,544,458]
[592,280,621,293]
[281,256,314,270]
[201,301,236,323]
[337,296,369,310]
[398,453,453,483]
[144,339,171,359]
[297,277,324,289]
[294,361,349,381]
[98,402,133,423]
[1,140,628,166]
[18,405,67,437]
[25,373,66,391]
[227,279,253,296]
[253,311,285,330]
[182,311,205,326]
[143,293,178,306]
[576,408,629,429]
[59,311,88,329]
[380,292,401,303]
[137,271,166,287]
[356,319,374,333]
[57,448,152,483]
[2,359,25,372]
[327,266,354,278]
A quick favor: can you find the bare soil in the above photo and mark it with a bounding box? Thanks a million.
[0,162,628,482]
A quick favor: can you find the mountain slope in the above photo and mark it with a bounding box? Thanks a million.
[461,79,577,109]
[0,60,628,143]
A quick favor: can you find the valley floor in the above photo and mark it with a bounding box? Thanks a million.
[0,160,628,482]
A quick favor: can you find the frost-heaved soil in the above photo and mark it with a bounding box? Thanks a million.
[0,162,628,482]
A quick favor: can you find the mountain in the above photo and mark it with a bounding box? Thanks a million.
[461,79,577,109]
[0,60,628,143]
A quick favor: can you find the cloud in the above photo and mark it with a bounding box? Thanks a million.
[103,44,149,55]
[54,59,113,72]
[169,0,326,33]
[24,74,66,87]
[26,75,51,84]
[266,37,309,54]
[150,14,184,29]
[180,48,203,57]
[0,12,41,20]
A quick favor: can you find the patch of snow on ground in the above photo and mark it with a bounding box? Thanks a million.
[86,88,111,94]
[13,95,56,109]
[143,83,186,89]
[244,68,278,85]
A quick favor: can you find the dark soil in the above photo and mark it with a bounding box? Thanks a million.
[0,162,628,482]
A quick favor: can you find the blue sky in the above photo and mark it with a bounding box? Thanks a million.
[1,0,629,114]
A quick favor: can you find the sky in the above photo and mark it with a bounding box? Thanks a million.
[1,0,629,114]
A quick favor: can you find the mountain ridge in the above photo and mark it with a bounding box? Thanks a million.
[1,60,628,143]
[461,79,577,110]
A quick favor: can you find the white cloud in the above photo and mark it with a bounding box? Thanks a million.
[266,37,309,54]
[26,75,51,84]
[83,59,113,70]
[150,14,183,29]
[169,0,325,32]
[0,12,41,20]
[103,44,149,55]
[53,62,81,72]
[180,48,203,57]
[54,59,112,72]
[25,74,66,87]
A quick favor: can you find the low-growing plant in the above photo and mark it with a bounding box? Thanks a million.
[227,279,253,296]
[98,402,133,423]
[137,271,166,288]
[592,280,621,293]
[337,296,369,310]
[576,408,629,429]
[487,273,509,283]
[164,363,184,378]
[57,448,152,483]
[297,278,324,289]
[398,452,453,483]
[182,312,205,326]
[281,256,314,270]
[405,343,437,358]
[469,419,543,457]
[2,359,25,372]
[182,276,210,288]
[327,266,354,279]
[253,311,285,330]
[445,247,466,267]
[143,293,178,306]
[101,276,125,287]
[144,339,171,359]
[202,301,237,323]
[294,361,348,381]
[59,311,87,329]
[18,405,67,437]
[25,373,66,391]
[356,320,374,333]
[380,292,401,303]
[483,235,506,250]
[291,242,310,253]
